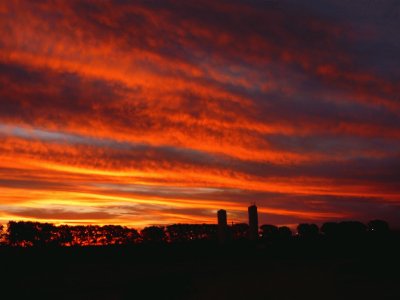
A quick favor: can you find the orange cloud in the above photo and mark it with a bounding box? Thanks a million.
[0,0,399,227]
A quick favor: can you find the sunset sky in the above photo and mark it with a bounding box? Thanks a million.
[0,0,399,228]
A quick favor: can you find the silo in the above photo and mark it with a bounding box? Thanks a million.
[248,205,259,240]
[218,209,228,243]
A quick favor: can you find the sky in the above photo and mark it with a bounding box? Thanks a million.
[0,0,399,229]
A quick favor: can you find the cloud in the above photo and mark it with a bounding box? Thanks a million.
[0,0,399,227]
[5,207,118,221]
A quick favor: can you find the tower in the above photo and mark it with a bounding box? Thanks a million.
[217,209,228,243]
[248,205,259,240]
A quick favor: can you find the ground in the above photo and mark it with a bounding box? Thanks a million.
[2,242,399,300]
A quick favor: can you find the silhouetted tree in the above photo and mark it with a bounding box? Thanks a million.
[278,226,292,240]
[321,221,368,241]
[69,225,85,246]
[3,219,392,248]
[197,224,218,241]
[368,220,390,236]
[231,223,249,240]
[102,225,140,245]
[0,224,5,245]
[55,225,73,246]
[141,226,166,243]
[7,221,37,246]
[321,222,341,239]
[6,221,142,247]
[125,228,141,245]
[167,224,191,242]
[36,223,58,246]
[338,221,366,239]
[297,223,319,239]
[202,224,218,240]
[260,224,279,241]
[166,224,218,242]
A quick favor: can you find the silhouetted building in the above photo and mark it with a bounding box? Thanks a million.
[248,205,259,240]
[218,209,228,243]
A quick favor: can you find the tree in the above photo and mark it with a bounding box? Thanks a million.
[0,224,4,245]
[7,221,37,246]
[101,225,140,245]
[141,226,166,243]
[36,222,57,246]
[297,223,319,239]
[260,224,279,241]
[338,221,366,239]
[125,228,140,245]
[55,225,73,246]
[321,222,340,239]
[231,223,249,240]
[368,220,389,235]
[278,226,292,240]
[70,225,88,246]
[167,224,192,243]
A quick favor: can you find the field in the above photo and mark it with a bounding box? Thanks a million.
[2,241,399,300]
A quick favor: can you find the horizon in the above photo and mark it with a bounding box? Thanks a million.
[1,211,397,232]
[0,1,400,228]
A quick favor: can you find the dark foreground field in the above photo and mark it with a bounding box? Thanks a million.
[1,241,399,300]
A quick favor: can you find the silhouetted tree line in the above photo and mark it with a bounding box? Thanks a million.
[0,219,393,247]
[1,222,141,247]
[0,222,220,247]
